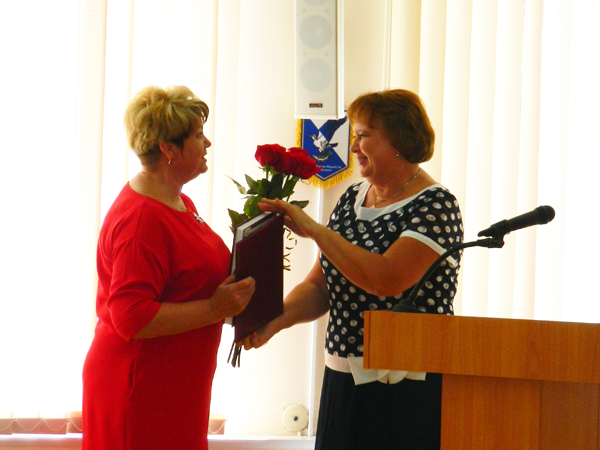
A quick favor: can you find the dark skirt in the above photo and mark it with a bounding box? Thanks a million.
[315,367,442,450]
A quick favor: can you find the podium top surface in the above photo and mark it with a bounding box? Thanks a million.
[363,312,600,383]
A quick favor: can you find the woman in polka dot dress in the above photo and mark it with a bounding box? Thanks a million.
[244,89,463,450]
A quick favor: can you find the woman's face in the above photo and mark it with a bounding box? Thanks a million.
[351,121,399,182]
[179,121,212,180]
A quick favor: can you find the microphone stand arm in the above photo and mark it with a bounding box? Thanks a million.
[392,237,505,313]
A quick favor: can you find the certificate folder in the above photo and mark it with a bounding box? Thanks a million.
[229,212,284,344]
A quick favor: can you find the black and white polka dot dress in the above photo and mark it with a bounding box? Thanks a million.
[320,182,464,360]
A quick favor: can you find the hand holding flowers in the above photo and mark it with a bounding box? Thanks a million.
[228,144,321,228]
[257,197,320,240]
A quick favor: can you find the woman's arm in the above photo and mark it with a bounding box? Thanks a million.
[243,258,329,349]
[132,275,255,339]
[259,198,439,297]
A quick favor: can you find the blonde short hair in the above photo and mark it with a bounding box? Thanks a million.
[347,89,434,164]
[124,85,209,163]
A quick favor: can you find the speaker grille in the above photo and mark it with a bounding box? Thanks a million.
[300,58,333,93]
[299,15,332,50]
[294,0,343,119]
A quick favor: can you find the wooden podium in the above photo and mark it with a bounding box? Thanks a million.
[363,312,600,449]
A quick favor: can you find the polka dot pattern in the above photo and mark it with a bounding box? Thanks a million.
[321,183,464,358]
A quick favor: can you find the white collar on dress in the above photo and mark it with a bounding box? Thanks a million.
[354,182,445,221]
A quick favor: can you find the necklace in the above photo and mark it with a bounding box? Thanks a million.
[370,167,421,209]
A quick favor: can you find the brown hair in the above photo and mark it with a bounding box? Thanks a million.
[347,89,434,163]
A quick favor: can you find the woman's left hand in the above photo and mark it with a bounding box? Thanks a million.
[258,198,320,239]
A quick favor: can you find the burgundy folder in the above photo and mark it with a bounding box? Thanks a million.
[230,212,284,343]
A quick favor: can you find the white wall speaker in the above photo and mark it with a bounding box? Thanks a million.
[294,0,344,119]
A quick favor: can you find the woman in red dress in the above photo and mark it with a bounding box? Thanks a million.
[82,85,255,450]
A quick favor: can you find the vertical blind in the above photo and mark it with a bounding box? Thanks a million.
[391,0,599,322]
[0,0,598,435]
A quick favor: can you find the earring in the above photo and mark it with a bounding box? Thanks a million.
[168,159,172,165]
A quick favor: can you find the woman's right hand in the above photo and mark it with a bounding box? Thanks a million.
[240,258,329,350]
[209,275,255,320]
[258,198,321,239]
[240,315,285,350]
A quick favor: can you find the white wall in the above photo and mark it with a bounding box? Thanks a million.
[208,0,392,437]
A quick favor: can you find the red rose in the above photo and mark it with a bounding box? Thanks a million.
[255,144,286,168]
[272,151,298,175]
[287,147,321,179]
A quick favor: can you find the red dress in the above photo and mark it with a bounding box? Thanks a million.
[82,184,230,450]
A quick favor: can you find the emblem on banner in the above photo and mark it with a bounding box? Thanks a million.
[297,116,353,189]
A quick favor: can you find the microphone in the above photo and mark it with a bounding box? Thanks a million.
[478,205,555,238]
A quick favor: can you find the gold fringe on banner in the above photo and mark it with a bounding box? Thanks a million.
[306,157,354,189]
[296,119,303,149]
[296,119,354,190]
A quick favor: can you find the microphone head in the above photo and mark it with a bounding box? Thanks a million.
[537,205,556,224]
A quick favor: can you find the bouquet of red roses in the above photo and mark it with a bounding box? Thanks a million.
[228,144,321,228]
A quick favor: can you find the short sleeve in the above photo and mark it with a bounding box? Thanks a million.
[400,189,463,264]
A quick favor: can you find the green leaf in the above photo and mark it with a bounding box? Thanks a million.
[290,200,309,209]
[228,209,249,228]
[243,196,262,218]
[263,172,285,199]
[258,178,270,196]
[268,187,285,200]
[245,174,259,192]
[282,176,299,199]
[271,172,284,191]
[227,176,247,195]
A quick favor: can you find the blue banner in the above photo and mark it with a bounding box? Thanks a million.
[297,116,352,189]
